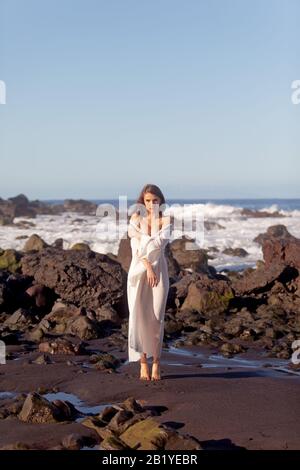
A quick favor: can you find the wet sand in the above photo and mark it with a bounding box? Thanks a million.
[0,340,300,450]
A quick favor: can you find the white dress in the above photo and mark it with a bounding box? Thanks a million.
[127,217,173,362]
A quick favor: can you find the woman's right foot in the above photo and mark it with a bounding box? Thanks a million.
[140,361,151,381]
[151,361,161,380]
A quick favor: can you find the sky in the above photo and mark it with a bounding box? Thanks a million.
[0,0,299,200]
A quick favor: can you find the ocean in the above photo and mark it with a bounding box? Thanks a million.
[1,198,299,273]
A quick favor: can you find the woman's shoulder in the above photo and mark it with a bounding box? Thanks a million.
[129,212,141,225]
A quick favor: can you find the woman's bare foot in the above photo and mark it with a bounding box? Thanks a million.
[151,360,161,381]
[140,360,151,381]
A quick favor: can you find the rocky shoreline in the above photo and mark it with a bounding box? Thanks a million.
[0,194,300,450]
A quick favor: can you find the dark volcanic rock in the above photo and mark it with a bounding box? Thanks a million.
[18,392,79,423]
[233,225,300,296]
[222,247,249,257]
[241,208,285,218]
[0,194,64,225]
[169,237,213,274]
[231,263,296,296]
[63,199,97,215]
[256,225,300,270]
[254,224,295,245]
[21,246,124,311]
[24,234,49,252]
[181,277,234,317]
[0,272,54,317]
[38,337,87,355]
[0,249,22,273]
[31,301,103,340]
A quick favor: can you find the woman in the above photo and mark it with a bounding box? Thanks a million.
[127,184,173,381]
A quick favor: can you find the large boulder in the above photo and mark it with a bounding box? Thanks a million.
[63,199,97,215]
[180,275,234,317]
[233,225,300,295]
[21,246,124,312]
[18,392,79,423]
[169,237,212,274]
[254,225,300,270]
[23,234,49,252]
[0,249,22,273]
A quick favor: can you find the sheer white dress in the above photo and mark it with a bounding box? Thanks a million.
[127,217,173,362]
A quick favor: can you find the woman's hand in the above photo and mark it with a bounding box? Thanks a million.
[146,266,158,287]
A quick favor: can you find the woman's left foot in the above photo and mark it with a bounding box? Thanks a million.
[151,361,161,381]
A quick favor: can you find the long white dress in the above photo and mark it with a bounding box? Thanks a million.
[127,217,173,362]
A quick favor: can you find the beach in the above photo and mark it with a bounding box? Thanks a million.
[0,195,300,450]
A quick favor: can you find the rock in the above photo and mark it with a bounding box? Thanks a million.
[34,301,103,340]
[70,243,91,251]
[25,284,56,310]
[63,199,97,215]
[98,406,119,424]
[89,352,121,371]
[164,431,202,450]
[51,399,79,421]
[24,234,49,252]
[18,392,80,424]
[254,224,295,245]
[0,442,32,450]
[119,417,169,450]
[117,415,201,450]
[94,304,122,326]
[27,327,44,342]
[8,194,36,217]
[107,409,134,432]
[100,435,131,450]
[0,272,33,314]
[0,249,22,273]
[241,208,285,218]
[254,225,300,270]
[31,354,52,365]
[18,392,61,423]
[169,237,211,274]
[164,318,184,335]
[222,247,249,257]
[3,307,38,330]
[81,416,107,432]
[117,238,132,272]
[231,263,297,296]
[21,246,124,312]
[83,396,202,451]
[224,318,244,337]
[52,238,64,249]
[0,393,27,419]
[0,194,32,224]
[66,314,101,340]
[61,433,85,450]
[204,221,225,230]
[181,276,234,317]
[0,194,67,224]
[220,343,245,357]
[38,337,86,355]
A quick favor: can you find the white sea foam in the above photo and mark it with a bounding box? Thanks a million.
[0,203,299,272]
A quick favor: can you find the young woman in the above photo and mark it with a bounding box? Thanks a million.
[127,184,173,381]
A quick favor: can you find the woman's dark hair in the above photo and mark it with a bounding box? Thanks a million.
[134,184,166,217]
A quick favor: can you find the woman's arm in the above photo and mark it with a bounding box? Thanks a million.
[128,213,142,240]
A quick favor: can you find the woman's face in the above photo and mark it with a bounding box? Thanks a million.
[143,192,161,215]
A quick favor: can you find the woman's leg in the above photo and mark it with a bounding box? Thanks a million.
[151,355,161,380]
[140,352,151,380]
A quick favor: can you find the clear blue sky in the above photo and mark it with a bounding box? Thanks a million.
[0,0,299,199]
